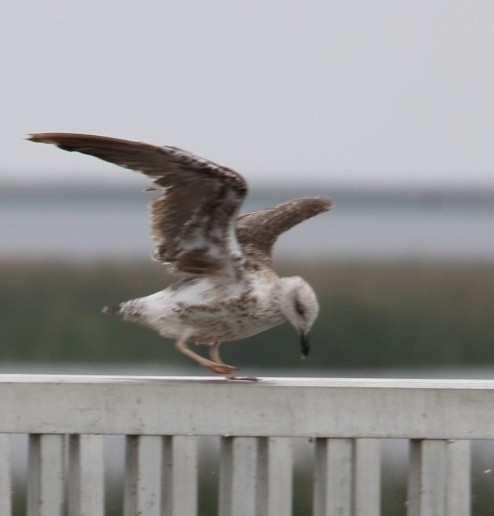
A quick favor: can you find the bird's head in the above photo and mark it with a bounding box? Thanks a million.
[278,276,320,359]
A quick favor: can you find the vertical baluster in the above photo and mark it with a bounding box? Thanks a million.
[219,437,234,516]
[162,435,198,516]
[256,437,293,516]
[407,439,447,516]
[67,434,104,516]
[219,437,258,516]
[354,438,381,516]
[0,434,12,516]
[27,434,66,516]
[313,438,354,516]
[124,435,162,516]
[446,440,470,516]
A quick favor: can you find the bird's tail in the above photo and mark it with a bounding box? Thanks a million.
[102,304,122,315]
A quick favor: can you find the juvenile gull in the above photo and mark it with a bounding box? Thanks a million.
[29,133,332,377]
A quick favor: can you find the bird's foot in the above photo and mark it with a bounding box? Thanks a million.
[209,362,238,376]
[207,362,257,381]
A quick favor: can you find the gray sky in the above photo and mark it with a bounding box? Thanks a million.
[1,0,494,188]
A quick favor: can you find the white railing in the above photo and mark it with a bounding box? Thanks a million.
[1,375,493,516]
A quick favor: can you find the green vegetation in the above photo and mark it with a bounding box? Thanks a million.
[1,260,494,370]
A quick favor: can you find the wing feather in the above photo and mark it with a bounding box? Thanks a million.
[236,197,332,264]
[28,133,248,276]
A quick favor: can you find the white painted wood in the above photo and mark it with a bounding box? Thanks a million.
[407,439,448,516]
[0,434,11,516]
[407,440,470,516]
[67,434,104,516]
[219,437,257,516]
[314,438,354,516]
[124,435,162,516]
[218,437,234,516]
[0,375,488,516]
[27,434,65,516]
[162,435,198,516]
[256,437,293,516]
[446,440,470,516]
[354,438,381,516]
[1,375,494,438]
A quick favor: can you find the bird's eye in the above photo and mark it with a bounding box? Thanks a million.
[295,299,306,317]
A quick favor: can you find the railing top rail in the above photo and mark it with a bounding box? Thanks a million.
[1,374,493,439]
[1,373,494,390]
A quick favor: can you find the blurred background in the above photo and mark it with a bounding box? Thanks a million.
[2,0,493,377]
[1,1,494,514]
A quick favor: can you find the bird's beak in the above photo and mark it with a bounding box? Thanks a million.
[300,332,310,359]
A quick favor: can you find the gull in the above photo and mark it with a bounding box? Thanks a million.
[29,133,332,378]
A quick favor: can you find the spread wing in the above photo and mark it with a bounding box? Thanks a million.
[236,197,332,265]
[28,133,248,276]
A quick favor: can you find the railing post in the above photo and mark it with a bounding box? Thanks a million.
[0,434,12,516]
[219,437,258,516]
[162,435,198,516]
[124,435,162,516]
[314,438,354,516]
[407,439,448,516]
[67,434,104,516]
[407,438,471,516]
[354,438,381,516]
[27,434,66,516]
[313,438,381,516]
[446,440,471,516]
[256,437,293,516]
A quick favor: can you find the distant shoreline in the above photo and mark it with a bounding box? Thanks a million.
[2,184,494,262]
[2,182,494,206]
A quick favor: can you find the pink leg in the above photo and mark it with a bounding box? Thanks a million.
[175,338,237,375]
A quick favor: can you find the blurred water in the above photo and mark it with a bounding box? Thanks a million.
[1,186,494,261]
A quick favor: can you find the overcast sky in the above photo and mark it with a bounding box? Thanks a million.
[1,1,493,188]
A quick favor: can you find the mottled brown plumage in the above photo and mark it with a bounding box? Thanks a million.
[237,197,331,265]
[28,132,332,377]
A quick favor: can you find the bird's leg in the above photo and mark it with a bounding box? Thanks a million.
[208,341,258,382]
[208,342,224,364]
[175,338,237,376]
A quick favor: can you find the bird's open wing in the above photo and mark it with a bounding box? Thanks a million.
[236,197,332,264]
[29,133,248,276]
